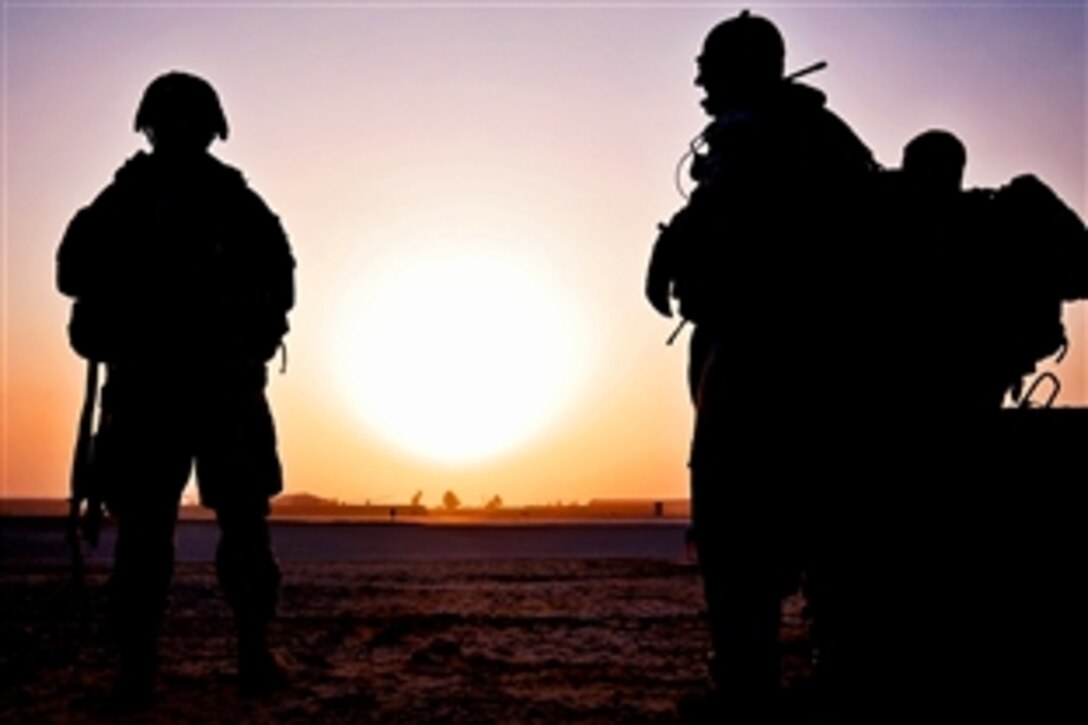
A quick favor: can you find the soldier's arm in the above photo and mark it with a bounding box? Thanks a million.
[243,188,296,313]
[57,204,107,299]
[264,211,296,315]
[646,220,677,318]
[646,200,714,318]
[57,180,126,298]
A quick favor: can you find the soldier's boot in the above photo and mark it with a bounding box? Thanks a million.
[237,618,287,697]
[112,623,159,710]
[689,470,784,720]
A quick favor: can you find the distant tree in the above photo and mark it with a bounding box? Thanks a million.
[411,490,423,507]
[442,490,461,511]
[484,494,503,511]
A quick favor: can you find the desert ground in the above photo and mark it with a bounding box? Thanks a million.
[1,528,812,723]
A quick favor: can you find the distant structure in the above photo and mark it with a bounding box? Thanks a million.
[585,499,690,518]
[442,490,461,511]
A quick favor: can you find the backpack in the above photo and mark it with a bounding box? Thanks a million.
[991,174,1087,392]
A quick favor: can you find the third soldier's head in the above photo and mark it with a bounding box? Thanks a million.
[696,10,785,116]
[902,129,967,198]
[135,71,229,156]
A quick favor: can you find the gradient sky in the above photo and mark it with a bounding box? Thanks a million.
[2,1,1085,506]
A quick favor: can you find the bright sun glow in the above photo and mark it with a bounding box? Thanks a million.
[330,242,591,465]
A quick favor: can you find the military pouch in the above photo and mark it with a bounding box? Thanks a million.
[68,299,120,362]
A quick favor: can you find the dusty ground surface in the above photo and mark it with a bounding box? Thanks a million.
[0,559,812,723]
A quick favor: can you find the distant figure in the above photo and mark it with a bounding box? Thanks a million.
[645,11,874,719]
[57,72,295,706]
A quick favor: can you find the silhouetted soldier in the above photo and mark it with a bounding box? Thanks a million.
[892,129,1087,409]
[872,130,986,407]
[877,129,1088,716]
[646,11,874,719]
[57,71,295,706]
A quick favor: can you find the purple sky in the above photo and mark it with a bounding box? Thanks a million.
[2,1,1084,504]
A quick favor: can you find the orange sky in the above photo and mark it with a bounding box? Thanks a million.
[2,3,1085,506]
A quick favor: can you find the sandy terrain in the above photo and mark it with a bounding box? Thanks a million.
[0,558,811,723]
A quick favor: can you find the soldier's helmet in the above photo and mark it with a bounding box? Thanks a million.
[696,10,785,92]
[134,71,228,148]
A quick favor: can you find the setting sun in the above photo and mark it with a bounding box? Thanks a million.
[329,240,592,466]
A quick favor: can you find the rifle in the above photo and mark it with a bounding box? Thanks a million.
[66,359,103,614]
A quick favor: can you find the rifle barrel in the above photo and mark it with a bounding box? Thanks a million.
[786,61,828,82]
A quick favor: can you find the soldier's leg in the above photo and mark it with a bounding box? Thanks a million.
[688,339,783,712]
[99,380,193,703]
[692,468,783,708]
[197,382,284,693]
[111,493,185,698]
[804,543,842,719]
